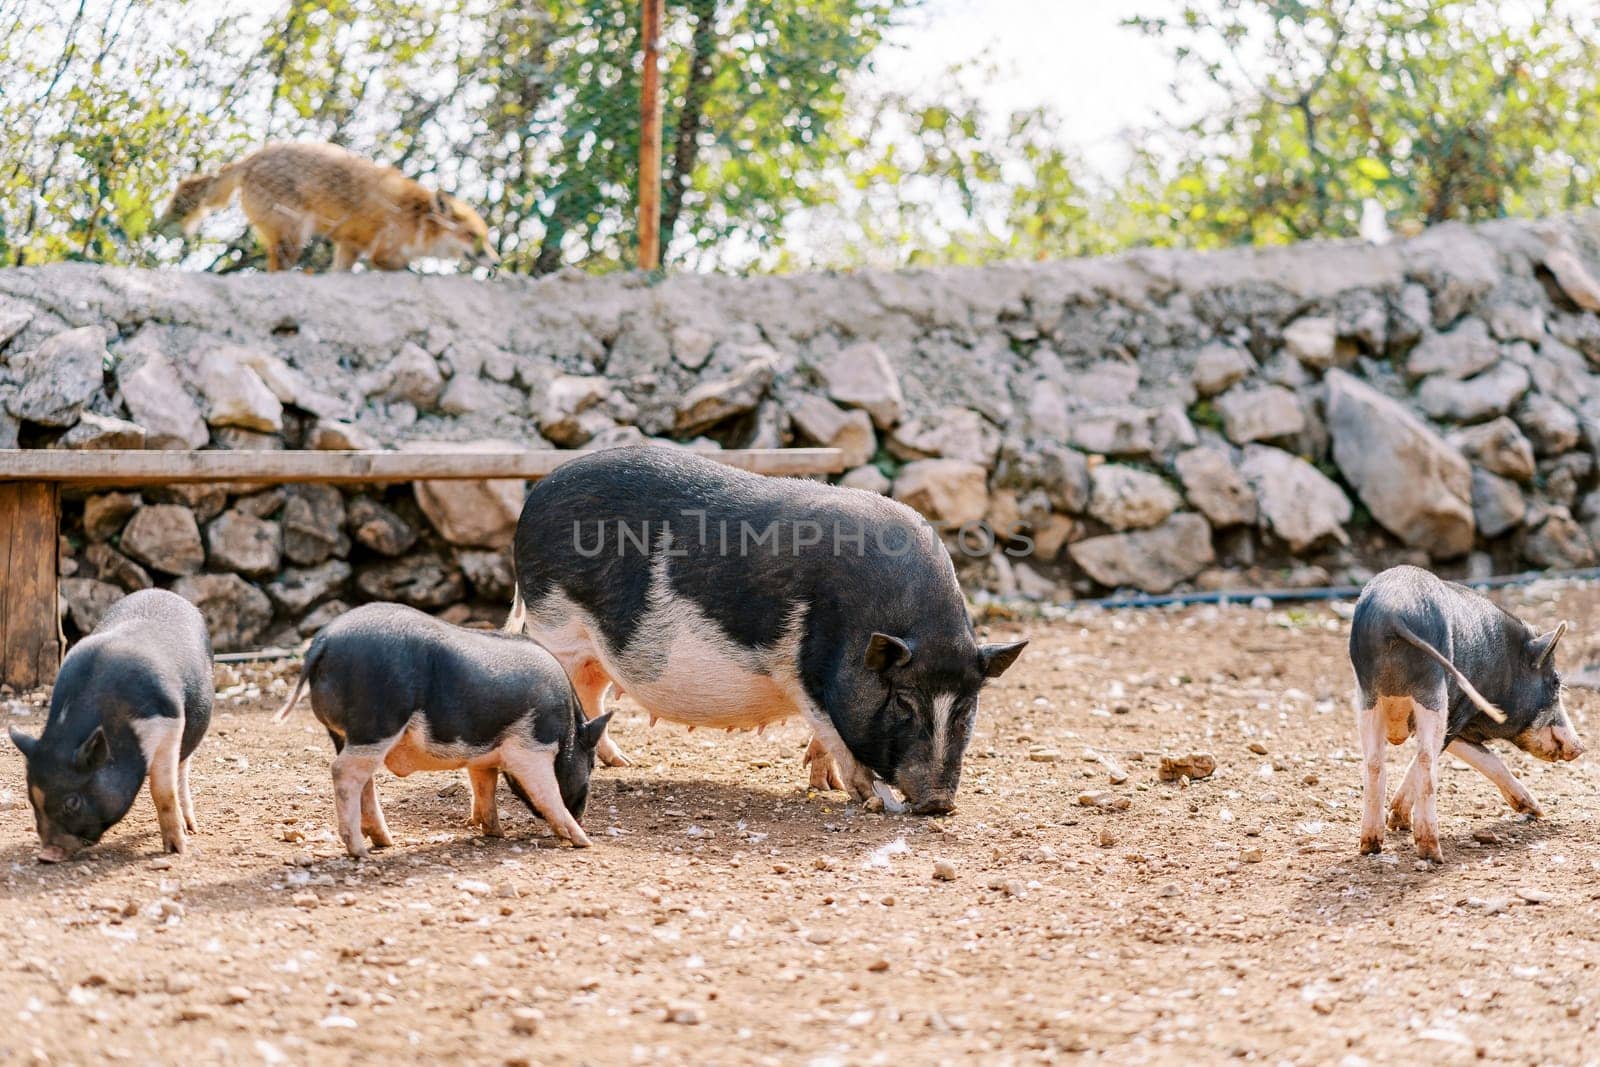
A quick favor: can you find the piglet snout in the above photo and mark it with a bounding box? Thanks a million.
[36,844,70,864]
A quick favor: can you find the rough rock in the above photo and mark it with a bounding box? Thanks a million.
[1174,447,1257,528]
[145,484,226,523]
[119,505,205,576]
[675,357,775,435]
[60,578,125,635]
[356,551,465,609]
[1240,445,1352,552]
[370,343,445,409]
[1485,302,1545,343]
[1068,514,1215,594]
[1215,385,1305,444]
[306,420,379,450]
[82,492,140,542]
[1471,469,1526,539]
[1325,369,1474,558]
[1087,465,1181,531]
[788,395,876,469]
[347,496,418,557]
[1068,406,1155,456]
[265,560,352,615]
[1514,395,1581,455]
[1450,417,1536,482]
[1406,319,1500,380]
[297,600,350,638]
[1282,316,1337,369]
[998,443,1090,514]
[437,374,501,416]
[171,573,274,652]
[1417,361,1530,422]
[205,509,282,578]
[8,326,107,428]
[1158,753,1217,782]
[115,347,209,449]
[538,376,612,447]
[839,464,890,495]
[280,484,348,565]
[892,459,989,526]
[1522,508,1596,568]
[198,346,284,432]
[84,543,153,592]
[818,342,904,429]
[1059,361,1139,407]
[456,548,516,601]
[409,441,527,548]
[1541,244,1600,312]
[888,407,1001,467]
[58,411,146,450]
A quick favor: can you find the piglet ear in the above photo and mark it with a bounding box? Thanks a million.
[579,712,614,750]
[8,727,37,761]
[74,728,108,772]
[980,640,1028,679]
[1530,622,1567,670]
[864,633,913,673]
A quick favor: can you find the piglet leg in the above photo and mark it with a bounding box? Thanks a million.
[1387,754,1421,831]
[468,765,504,837]
[332,742,392,859]
[1355,700,1388,855]
[500,742,591,847]
[1447,739,1545,818]
[1410,695,1447,863]
[135,717,187,855]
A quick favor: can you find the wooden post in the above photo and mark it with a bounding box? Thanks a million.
[0,482,61,689]
[638,0,665,271]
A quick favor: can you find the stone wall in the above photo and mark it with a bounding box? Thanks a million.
[5,214,1600,648]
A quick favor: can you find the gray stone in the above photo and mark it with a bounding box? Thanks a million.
[58,410,145,450]
[1068,514,1215,594]
[60,578,124,635]
[1282,316,1337,369]
[115,347,209,449]
[0,304,33,348]
[1514,395,1581,455]
[1174,447,1257,528]
[1239,445,1352,552]
[297,600,350,638]
[7,326,107,427]
[1151,404,1198,457]
[1325,369,1474,558]
[1406,319,1500,380]
[437,374,500,416]
[233,489,286,520]
[1471,468,1526,539]
[348,496,418,557]
[789,395,876,469]
[82,492,141,542]
[1060,361,1139,407]
[1216,385,1305,444]
[281,484,348,565]
[266,560,352,615]
[356,551,465,609]
[409,440,526,548]
[888,406,1001,467]
[145,484,227,523]
[671,325,715,370]
[1485,302,1545,343]
[197,344,283,432]
[369,343,445,410]
[1087,464,1181,531]
[892,459,989,526]
[818,342,904,429]
[171,573,274,652]
[675,357,774,435]
[538,375,612,447]
[1522,507,1596,568]
[205,509,282,578]
[1417,361,1530,422]
[83,542,152,592]
[998,443,1090,514]
[456,548,516,601]
[1450,417,1536,482]
[839,464,890,495]
[1068,406,1154,456]
[1542,244,1600,312]
[120,505,205,576]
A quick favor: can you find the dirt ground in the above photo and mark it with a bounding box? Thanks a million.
[4,582,1600,1067]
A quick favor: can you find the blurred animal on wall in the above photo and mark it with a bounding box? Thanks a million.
[157,142,499,273]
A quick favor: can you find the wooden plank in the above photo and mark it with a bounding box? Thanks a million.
[0,447,845,487]
[0,482,61,688]
[637,0,665,270]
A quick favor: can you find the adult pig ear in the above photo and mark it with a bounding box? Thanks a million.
[1529,622,1568,670]
[579,712,614,750]
[864,633,913,673]
[980,640,1028,679]
[8,728,37,761]
[74,728,108,772]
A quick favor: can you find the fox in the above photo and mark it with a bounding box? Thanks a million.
[156,142,499,273]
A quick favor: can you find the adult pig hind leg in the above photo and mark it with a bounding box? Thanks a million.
[571,659,628,768]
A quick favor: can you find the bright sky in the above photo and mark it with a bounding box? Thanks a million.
[867,0,1178,176]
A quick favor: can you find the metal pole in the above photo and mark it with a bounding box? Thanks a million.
[638,0,665,271]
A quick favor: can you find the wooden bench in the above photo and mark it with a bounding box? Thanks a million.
[0,447,845,688]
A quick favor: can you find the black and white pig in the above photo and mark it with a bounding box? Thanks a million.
[8,588,213,862]
[506,445,1027,815]
[1350,565,1584,862]
[276,603,610,857]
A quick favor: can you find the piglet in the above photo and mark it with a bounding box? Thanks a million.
[1350,565,1583,862]
[276,603,609,858]
[9,589,213,861]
